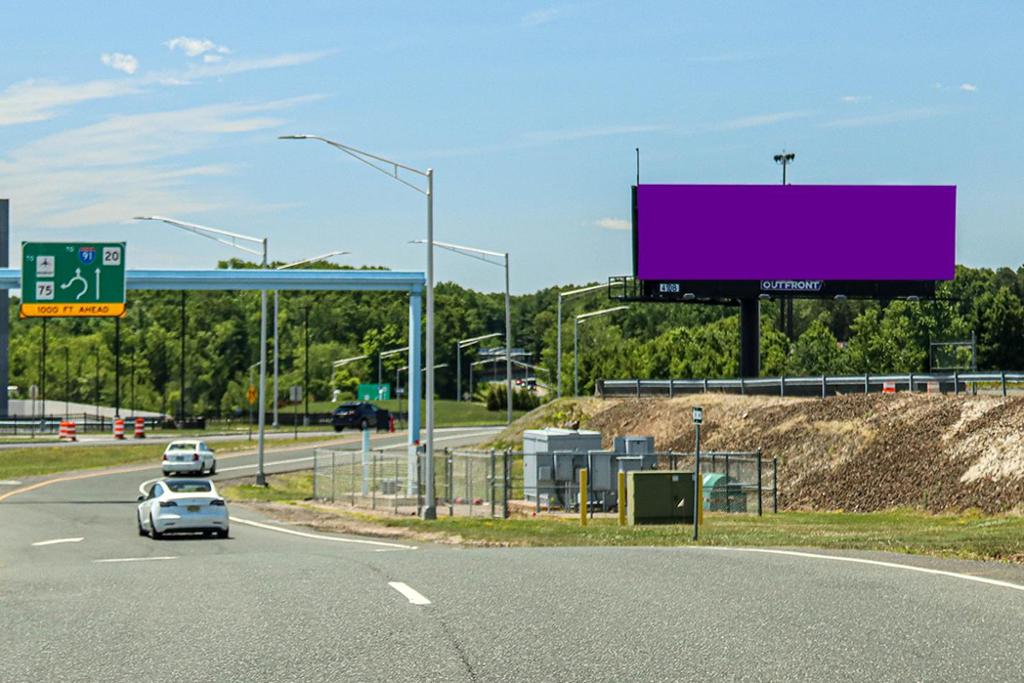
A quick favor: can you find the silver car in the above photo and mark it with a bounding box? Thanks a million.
[137,479,229,539]
[161,440,217,476]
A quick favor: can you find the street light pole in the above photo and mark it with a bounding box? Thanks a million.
[280,134,438,519]
[456,332,502,402]
[574,306,629,397]
[275,251,348,426]
[557,284,605,399]
[134,215,270,485]
[412,239,512,424]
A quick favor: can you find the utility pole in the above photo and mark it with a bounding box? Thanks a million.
[774,150,796,339]
[303,304,310,425]
[64,347,69,419]
[179,291,186,421]
[114,317,121,417]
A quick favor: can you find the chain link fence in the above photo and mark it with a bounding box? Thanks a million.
[310,445,776,519]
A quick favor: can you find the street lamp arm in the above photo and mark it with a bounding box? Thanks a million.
[411,239,505,267]
[576,305,629,323]
[278,134,428,193]
[277,251,350,270]
[134,216,265,258]
[459,332,502,348]
[559,283,606,301]
[333,354,369,367]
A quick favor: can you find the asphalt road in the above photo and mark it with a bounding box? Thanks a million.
[3,428,1024,682]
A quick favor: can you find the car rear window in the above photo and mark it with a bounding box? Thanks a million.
[167,442,197,451]
[166,480,212,493]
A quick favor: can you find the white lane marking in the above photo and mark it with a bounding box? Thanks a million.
[388,581,431,605]
[94,556,178,563]
[698,547,1024,593]
[230,516,417,550]
[217,455,314,474]
[0,479,24,486]
[31,537,84,547]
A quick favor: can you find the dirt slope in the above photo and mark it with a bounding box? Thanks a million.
[504,394,1024,513]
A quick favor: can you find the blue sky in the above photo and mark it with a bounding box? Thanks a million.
[0,1,1020,293]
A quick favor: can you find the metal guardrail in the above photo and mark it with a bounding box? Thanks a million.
[598,371,1024,398]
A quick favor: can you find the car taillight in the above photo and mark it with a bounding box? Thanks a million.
[163,453,169,460]
[193,452,199,461]
[209,499,225,506]
[159,500,178,507]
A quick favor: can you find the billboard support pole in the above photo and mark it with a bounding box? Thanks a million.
[739,298,760,378]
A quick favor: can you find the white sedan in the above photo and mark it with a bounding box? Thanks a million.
[137,479,229,539]
[161,440,217,476]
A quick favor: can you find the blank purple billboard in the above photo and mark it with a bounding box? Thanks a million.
[636,184,956,281]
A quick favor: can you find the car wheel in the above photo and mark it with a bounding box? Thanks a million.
[137,513,147,536]
[217,528,229,539]
[334,425,343,432]
[149,514,163,540]
[209,460,217,475]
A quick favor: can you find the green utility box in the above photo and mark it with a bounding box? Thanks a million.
[626,470,695,525]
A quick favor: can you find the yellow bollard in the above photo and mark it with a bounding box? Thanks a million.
[617,470,626,526]
[579,468,588,527]
[697,475,704,526]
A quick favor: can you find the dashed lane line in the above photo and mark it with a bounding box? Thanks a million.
[94,556,178,564]
[32,537,84,547]
[388,582,431,605]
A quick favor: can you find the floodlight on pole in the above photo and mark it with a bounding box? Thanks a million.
[134,215,271,485]
[574,306,628,397]
[412,238,513,424]
[557,283,606,399]
[773,150,795,185]
[280,133,438,519]
[273,251,350,427]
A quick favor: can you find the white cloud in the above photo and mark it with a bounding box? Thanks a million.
[522,7,562,27]
[960,83,978,92]
[166,36,230,58]
[595,218,630,231]
[0,78,140,126]
[821,107,944,128]
[100,52,139,75]
[708,110,814,131]
[0,96,321,229]
[203,54,224,64]
[522,124,669,144]
[840,95,870,104]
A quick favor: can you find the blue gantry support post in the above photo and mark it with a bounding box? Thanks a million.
[408,289,423,496]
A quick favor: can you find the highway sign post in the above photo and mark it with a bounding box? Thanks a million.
[21,242,126,318]
[692,405,703,541]
[290,385,302,439]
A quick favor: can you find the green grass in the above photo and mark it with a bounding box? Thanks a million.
[0,435,349,480]
[305,398,528,427]
[220,472,1024,562]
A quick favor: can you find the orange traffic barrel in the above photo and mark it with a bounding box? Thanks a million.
[134,417,146,439]
[113,418,125,439]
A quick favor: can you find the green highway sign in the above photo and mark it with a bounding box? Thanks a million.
[21,242,126,318]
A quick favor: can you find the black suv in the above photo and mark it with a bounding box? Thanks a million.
[332,402,389,432]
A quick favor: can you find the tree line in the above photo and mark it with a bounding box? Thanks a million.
[7,262,1023,416]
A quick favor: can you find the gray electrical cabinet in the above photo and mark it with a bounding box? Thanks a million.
[523,428,602,506]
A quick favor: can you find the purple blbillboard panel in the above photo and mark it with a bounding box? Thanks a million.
[635,185,956,281]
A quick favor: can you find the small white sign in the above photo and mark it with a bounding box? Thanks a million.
[692,406,704,424]
[36,255,55,278]
[102,246,122,267]
[35,281,54,300]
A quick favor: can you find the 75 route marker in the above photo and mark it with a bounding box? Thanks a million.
[20,242,127,318]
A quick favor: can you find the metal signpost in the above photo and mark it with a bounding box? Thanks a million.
[290,385,302,439]
[21,243,126,318]
[692,405,703,541]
